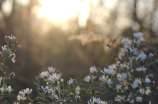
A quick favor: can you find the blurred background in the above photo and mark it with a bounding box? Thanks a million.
[0,0,158,103]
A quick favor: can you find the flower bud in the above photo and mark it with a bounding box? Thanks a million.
[17,45,21,50]
[12,38,18,43]
[5,36,10,42]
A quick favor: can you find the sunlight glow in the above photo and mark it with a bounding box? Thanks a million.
[37,0,81,23]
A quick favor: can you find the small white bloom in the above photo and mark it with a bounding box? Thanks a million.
[104,68,115,75]
[75,85,80,95]
[75,95,80,99]
[121,38,132,47]
[17,94,26,101]
[134,39,141,45]
[145,89,151,95]
[2,45,7,52]
[135,66,146,72]
[128,56,135,61]
[136,97,142,103]
[115,95,126,102]
[39,71,49,78]
[108,64,117,70]
[0,87,4,93]
[48,73,62,83]
[87,97,107,104]
[138,53,147,61]
[145,78,151,83]
[132,78,142,89]
[9,34,16,40]
[19,88,32,95]
[48,67,56,73]
[117,74,125,82]
[6,86,13,93]
[41,86,49,93]
[124,86,129,90]
[134,78,142,85]
[90,66,97,73]
[11,55,16,63]
[126,48,138,55]
[133,32,144,41]
[107,79,113,85]
[139,88,145,94]
[116,85,122,90]
[148,53,154,58]
[132,83,138,89]
[100,75,112,85]
[67,77,74,85]
[149,74,154,78]
[84,75,93,82]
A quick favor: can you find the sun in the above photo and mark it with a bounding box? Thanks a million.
[37,0,81,23]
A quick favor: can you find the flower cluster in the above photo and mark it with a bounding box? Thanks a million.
[0,35,20,103]
[0,33,158,104]
[82,32,157,104]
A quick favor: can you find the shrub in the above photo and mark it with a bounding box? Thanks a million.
[0,33,157,104]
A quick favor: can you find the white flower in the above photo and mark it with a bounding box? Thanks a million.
[135,66,146,72]
[121,38,132,47]
[84,75,93,82]
[47,88,56,97]
[129,56,135,61]
[145,89,151,95]
[0,87,4,93]
[41,86,49,93]
[115,95,126,102]
[148,53,153,58]
[124,86,129,90]
[133,32,144,41]
[67,77,74,85]
[39,71,49,78]
[75,95,80,99]
[104,68,115,75]
[145,78,151,83]
[127,94,134,104]
[116,85,122,90]
[6,86,13,93]
[138,53,147,61]
[48,73,61,83]
[117,74,125,82]
[126,47,138,55]
[132,83,138,89]
[87,97,107,104]
[108,64,117,70]
[132,78,142,89]
[48,67,56,73]
[139,88,145,94]
[100,75,112,85]
[117,73,128,82]
[19,88,32,95]
[119,63,130,70]
[75,85,80,95]
[17,94,26,101]
[149,74,154,78]
[134,78,142,85]
[2,45,7,52]
[9,34,16,40]
[107,79,113,85]
[90,66,97,73]
[135,97,142,103]
[11,55,16,63]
